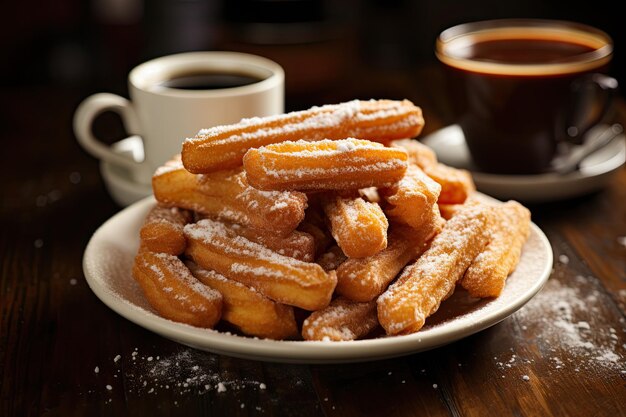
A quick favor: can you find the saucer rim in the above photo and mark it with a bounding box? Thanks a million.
[99,136,153,206]
[421,123,625,202]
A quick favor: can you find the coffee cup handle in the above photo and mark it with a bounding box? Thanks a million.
[565,73,619,144]
[73,93,152,182]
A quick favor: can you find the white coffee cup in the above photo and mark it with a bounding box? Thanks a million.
[73,51,284,185]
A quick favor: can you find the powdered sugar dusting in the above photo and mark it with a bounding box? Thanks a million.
[247,139,407,189]
[185,219,302,268]
[183,99,421,173]
[184,219,330,291]
[378,202,492,333]
[142,253,222,308]
[93,348,270,401]
[514,278,625,372]
[190,99,419,146]
[411,222,550,334]
[302,298,378,341]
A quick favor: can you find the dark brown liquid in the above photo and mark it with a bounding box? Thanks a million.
[451,38,596,65]
[442,33,609,174]
[159,72,263,90]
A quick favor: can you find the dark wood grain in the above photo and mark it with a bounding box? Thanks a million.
[1,68,626,417]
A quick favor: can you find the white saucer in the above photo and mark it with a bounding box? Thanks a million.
[421,124,626,203]
[99,136,152,206]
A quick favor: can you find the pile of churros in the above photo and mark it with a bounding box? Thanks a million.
[132,99,531,341]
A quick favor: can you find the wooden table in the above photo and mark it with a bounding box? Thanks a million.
[1,67,625,417]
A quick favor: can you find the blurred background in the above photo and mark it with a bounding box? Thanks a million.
[1,0,623,146]
[3,0,623,101]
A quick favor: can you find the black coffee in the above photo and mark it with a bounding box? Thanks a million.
[159,72,264,90]
[438,26,611,174]
[450,37,596,64]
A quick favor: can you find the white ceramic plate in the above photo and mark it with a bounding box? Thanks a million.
[421,124,625,203]
[83,196,553,364]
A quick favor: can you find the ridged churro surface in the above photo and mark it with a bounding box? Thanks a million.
[322,193,389,258]
[302,297,379,341]
[132,252,222,328]
[243,138,408,191]
[187,261,299,339]
[184,219,337,311]
[153,158,307,236]
[377,201,492,335]
[183,99,423,173]
[139,204,192,255]
[461,201,531,298]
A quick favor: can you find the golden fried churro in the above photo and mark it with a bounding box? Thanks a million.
[391,139,475,204]
[336,211,443,302]
[183,99,424,173]
[229,223,315,263]
[377,201,492,335]
[302,297,379,341]
[132,251,222,328]
[316,245,348,272]
[184,219,337,310]
[380,164,441,230]
[438,203,463,220]
[423,163,475,204]
[391,138,438,168]
[243,138,408,191]
[322,193,389,258]
[461,201,531,298]
[194,216,316,262]
[139,204,193,255]
[152,158,307,236]
[186,261,299,340]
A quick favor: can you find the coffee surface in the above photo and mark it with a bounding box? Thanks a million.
[159,73,263,90]
[458,38,596,64]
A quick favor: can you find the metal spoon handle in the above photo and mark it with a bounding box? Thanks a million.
[554,123,623,175]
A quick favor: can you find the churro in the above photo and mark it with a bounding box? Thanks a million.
[380,164,441,230]
[186,261,299,340]
[391,138,438,168]
[195,216,316,262]
[302,297,379,341]
[139,204,193,255]
[183,99,424,173]
[243,138,408,191]
[391,139,475,204]
[377,201,492,335]
[132,251,222,328]
[461,200,531,298]
[184,219,337,310]
[322,192,389,258]
[423,163,475,204]
[438,203,462,220]
[152,158,307,236]
[336,211,443,302]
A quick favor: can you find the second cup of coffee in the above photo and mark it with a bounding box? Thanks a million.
[436,19,617,174]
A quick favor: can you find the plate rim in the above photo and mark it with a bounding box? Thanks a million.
[83,196,553,364]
